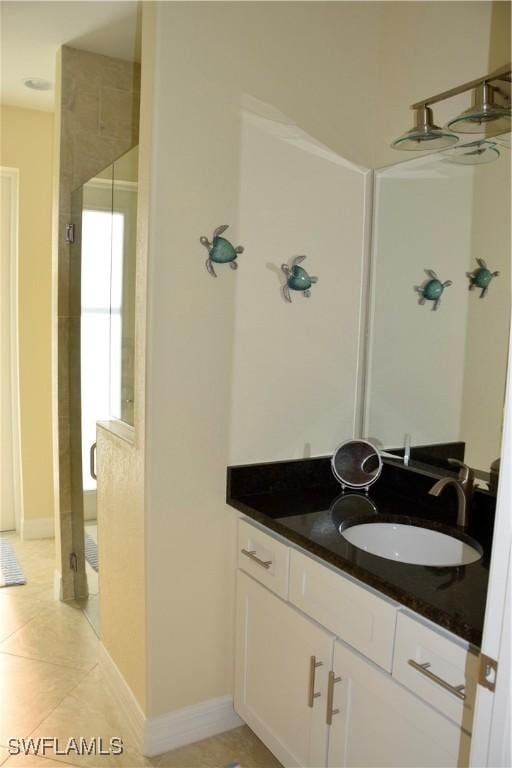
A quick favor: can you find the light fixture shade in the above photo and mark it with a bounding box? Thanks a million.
[446,83,511,134]
[443,140,500,165]
[392,107,459,150]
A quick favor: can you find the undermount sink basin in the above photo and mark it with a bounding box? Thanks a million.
[342,522,482,567]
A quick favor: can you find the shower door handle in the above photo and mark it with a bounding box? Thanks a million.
[90,442,97,480]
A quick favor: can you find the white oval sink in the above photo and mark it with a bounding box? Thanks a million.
[342,522,482,566]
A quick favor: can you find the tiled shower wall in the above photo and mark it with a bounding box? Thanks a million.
[55,46,140,600]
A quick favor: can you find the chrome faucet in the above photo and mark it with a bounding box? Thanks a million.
[428,459,475,529]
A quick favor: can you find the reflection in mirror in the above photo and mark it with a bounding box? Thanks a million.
[365,144,510,486]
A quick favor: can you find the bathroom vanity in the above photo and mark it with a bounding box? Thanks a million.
[227,457,494,767]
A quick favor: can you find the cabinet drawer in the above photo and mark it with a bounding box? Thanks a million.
[289,549,397,671]
[237,519,290,599]
[392,611,479,732]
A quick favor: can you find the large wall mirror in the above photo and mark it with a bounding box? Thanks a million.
[364,139,510,486]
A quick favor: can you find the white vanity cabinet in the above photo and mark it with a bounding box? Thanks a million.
[235,569,333,767]
[327,639,471,768]
[234,518,476,768]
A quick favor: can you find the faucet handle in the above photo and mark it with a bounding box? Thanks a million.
[404,433,412,466]
[448,459,474,488]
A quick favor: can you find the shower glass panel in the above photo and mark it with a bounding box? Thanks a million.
[74,145,138,636]
[79,146,138,491]
[81,166,114,497]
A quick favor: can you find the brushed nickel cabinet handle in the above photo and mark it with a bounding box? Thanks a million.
[308,655,323,707]
[90,442,97,480]
[241,549,272,570]
[408,659,466,700]
[326,670,341,725]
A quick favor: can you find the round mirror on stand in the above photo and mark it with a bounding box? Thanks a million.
[331,439,383,492]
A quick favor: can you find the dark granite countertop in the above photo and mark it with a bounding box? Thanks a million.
[227,457,495,648]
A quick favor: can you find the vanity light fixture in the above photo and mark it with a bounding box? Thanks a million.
[391,63,511,151]
[443,139,501,165]
[446,82,511,135]
[391,106,458,151]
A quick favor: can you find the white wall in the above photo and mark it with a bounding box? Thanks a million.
[230,106,369,465]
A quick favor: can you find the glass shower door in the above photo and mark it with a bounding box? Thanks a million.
[75,146,138,635]
[79,166,115,634]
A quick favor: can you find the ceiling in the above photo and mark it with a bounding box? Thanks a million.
[1,1,140,111]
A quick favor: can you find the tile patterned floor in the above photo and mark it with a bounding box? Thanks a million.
[0,534,281,768]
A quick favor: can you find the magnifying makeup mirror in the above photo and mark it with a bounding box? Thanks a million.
[331,439,383,492]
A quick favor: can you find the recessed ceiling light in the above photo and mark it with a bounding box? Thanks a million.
[23,77,52,91]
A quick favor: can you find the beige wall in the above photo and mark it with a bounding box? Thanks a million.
[489,1,511,70]
[373,1,497,169]
[1,105,55,534]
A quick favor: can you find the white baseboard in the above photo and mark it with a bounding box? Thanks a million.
[144,694,243,757]
[21,516,55,540]
[99,644,243,758]
[98,644,146,753]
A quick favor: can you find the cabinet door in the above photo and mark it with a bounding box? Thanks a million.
[235,570,334,767]
[327,639,471,768]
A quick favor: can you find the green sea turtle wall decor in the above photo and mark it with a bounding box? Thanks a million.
[415,270,452,311]
[200,225,244,278]
[281,255,318,303]
[467,258,500,298]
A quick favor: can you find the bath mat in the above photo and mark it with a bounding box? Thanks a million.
[84,531,99,572]
[0,538,26,587]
